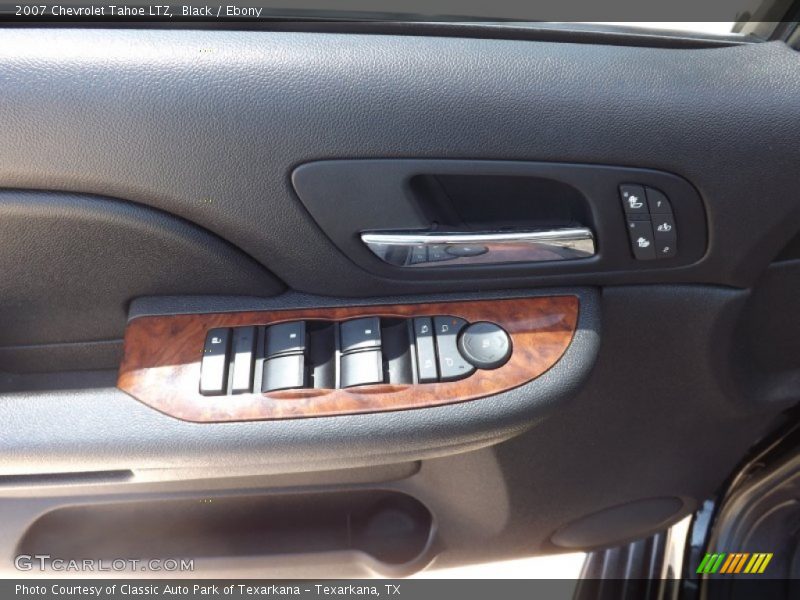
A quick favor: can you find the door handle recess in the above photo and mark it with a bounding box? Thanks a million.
[360,228,595,267]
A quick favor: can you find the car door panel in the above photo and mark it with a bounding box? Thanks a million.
[0,25,799,577]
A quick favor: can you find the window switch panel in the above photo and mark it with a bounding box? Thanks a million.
[199,315,510,395]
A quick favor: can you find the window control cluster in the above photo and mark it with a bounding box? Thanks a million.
[620,184,677,260]
[199,316,512,396]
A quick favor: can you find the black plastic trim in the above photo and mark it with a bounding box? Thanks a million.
[0,21,756,49]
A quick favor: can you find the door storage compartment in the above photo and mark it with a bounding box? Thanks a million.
[17,490,433,566]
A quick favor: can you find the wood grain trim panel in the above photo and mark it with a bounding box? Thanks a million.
[117,296,579,422]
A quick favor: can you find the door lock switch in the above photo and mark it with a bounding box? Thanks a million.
[200,328,231,396]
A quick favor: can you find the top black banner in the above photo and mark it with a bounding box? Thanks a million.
[0,0,793,23]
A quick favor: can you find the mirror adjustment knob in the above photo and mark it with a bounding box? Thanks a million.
[457,322,512,370]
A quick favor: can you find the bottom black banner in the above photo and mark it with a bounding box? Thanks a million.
[4,579,800,600]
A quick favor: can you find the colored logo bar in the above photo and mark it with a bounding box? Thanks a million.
[696,552,773,574]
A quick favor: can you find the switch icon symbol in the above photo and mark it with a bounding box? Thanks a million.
[627,195,643,209]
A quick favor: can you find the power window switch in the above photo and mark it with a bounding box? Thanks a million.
[627,219,657,260]
[200,328,231,396]
[340,317,381,353]
[413,317,438,383]
[262,354,306,392]
[265,321,305,357]
[340,350,384,388]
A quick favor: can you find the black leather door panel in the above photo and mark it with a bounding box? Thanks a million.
[1,31,799,294]
[0,191,283,349]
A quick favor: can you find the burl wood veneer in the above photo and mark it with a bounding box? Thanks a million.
[117,296,578,422]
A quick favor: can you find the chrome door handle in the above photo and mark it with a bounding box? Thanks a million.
[360,228,595,267]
